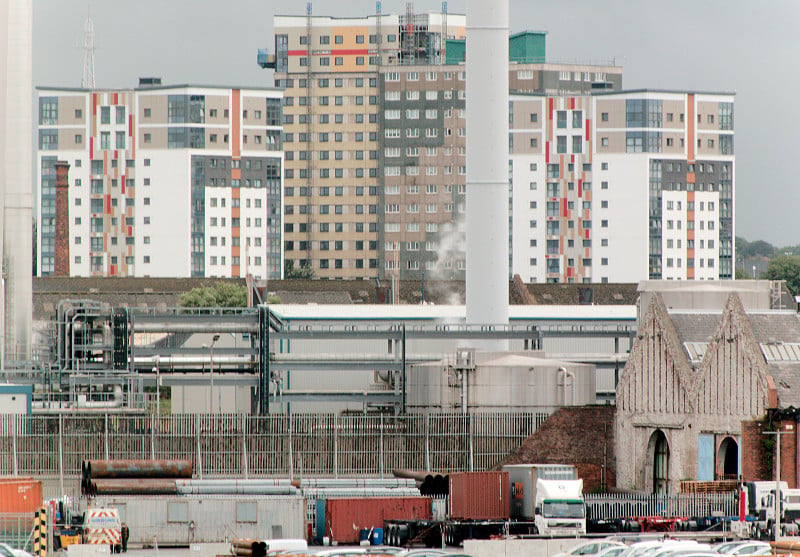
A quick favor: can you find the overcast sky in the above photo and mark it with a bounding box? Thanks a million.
[33,0,800,246]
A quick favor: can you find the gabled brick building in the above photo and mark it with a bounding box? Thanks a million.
[616,292,800,493]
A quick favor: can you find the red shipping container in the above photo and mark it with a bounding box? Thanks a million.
[0,478,43,514]
[325,497,431,544]
[448,471,509,520]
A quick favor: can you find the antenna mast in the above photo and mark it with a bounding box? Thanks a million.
[81,11,96,88]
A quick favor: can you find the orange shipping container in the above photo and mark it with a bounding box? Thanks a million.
[0,478,43,514]
[449,471,509,520]
[325,497,431,544]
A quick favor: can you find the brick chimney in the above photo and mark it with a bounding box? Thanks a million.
[54,161,70,276]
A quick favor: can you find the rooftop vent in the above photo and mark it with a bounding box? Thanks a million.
[138,77,162,88]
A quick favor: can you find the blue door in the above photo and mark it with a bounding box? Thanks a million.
[698,433,714,481]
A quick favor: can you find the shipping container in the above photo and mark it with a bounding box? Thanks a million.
[0,478,43,514]
[448,472,509,520]
[325,497,431,544]
[87,495,305,546]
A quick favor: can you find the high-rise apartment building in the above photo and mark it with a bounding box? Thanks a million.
[271,9,623,280]
[510,90,735,283]
[37,83,284,279]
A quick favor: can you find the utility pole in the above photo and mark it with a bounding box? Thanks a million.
[764,422,795,542]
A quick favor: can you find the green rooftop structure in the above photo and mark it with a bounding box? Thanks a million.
[509,31,546,63]
[445,31,546,65]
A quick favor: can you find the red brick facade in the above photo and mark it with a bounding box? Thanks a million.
[500,405,616,492]
[741,417,798,488]
[54,161,70,276]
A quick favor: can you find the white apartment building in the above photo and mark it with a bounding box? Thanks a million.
[510,90,734,283]
[37,83,284,279]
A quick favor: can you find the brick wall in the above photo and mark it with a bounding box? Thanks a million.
[741,417,798,488]
[741,419,769,481]
[54,161,70,276]
[499,405,616,492]
[779,419,797,489]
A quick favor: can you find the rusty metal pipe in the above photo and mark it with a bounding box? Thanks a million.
[88,479,178,496]
[84,460,192,479]
[392,469,430,481]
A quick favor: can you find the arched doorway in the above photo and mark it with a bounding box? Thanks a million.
[717,436,739,480]
[648,430,670,493]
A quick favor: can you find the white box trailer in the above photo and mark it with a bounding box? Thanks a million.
[87,495,306,546]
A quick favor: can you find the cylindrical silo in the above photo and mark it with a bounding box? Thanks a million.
[465,0,509,349]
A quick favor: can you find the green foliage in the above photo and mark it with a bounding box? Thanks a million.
[285,259,313,279]
[736,237,775,259]
[735,267,752,280]
[266,294,282,304]
[180,282,247,308]
[763,254,800,296]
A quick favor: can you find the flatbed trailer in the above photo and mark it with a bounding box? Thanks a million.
[384,519,538,547]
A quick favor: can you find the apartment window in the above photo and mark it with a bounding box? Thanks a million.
[601,137,609,147]
[601,112,609,122]
[556,111,567,129]
[100,106,110,124]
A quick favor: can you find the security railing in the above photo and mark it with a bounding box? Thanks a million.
[0,412,549,481]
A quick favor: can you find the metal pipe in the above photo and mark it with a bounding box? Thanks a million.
[132,355,255,369]
[87,478,179,496]
[84,459,192,479]
[133,322,259,334]
[300,488,421,498]
[291,478,416,488]
[175,481,298,496]
[465,0,509,350]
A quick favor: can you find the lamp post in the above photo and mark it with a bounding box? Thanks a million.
[203,334,220,413]
[152,355,160,417]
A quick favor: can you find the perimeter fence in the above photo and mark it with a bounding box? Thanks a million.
[0,412,549,481]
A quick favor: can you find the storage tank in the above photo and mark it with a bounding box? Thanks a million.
[407,350,595,412]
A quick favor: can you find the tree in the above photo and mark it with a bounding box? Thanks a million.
[736,237,775,259]
[284,259,313,279]
[180,282,247,308]
[763,255,800,296]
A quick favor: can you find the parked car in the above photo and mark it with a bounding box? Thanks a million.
[0,544,33,557]
[554,541,627,557]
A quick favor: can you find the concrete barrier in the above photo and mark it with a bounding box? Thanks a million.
[66,545,111,557]
[464,538,587,557]
[190,543,232,557]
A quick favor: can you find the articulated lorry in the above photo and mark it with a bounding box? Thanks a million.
[741,481,800,539]
[504,464,586,536]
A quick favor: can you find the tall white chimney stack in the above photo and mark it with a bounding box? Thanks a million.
[465,0,509,348]
[1,0,34,363]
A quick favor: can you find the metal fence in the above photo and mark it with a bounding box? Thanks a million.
[0,412,548,481]
[0,513,35,552]
[586,492,737,520]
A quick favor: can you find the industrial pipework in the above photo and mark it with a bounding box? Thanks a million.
[465,0,509,349]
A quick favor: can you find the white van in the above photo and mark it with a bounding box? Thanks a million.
[82,508,122,553]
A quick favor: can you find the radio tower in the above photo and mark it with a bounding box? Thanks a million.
[81,11,96,88]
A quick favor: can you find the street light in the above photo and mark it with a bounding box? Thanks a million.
[202,334,221,413]
[152,355,160,417]
[764,422,795,541]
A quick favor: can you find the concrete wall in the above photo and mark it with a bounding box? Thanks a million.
[465,538,587,557]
